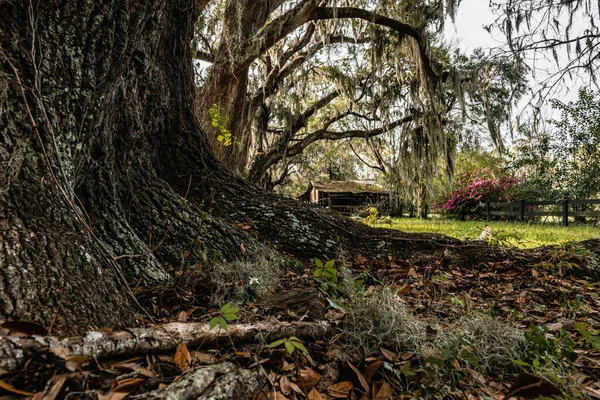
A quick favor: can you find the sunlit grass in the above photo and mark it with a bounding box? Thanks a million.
[378,216,600,248]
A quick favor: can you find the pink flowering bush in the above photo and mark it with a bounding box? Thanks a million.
[434,168,519,215]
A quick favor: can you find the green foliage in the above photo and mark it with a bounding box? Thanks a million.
[576,323,600,351]
[510,89,600,199]
[365,206,379,226]
[209,302,240,331]
[513,325,576,386]
[208,104,239,147]
[314,258,338,292]
[268,336,308,356]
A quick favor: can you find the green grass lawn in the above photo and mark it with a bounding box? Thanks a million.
[379,217,600,248]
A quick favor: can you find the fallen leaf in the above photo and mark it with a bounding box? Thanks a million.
[307,388,324,400]
[328,381,354,398]
[113,378,145,393]
[0,379,35,396]
[347,361,370,394]
[373,382,393,399]
[505,373,561,399]
[98,392,129,400]
[380,347,396,361]
[361,361,382,382]
[280,375,292,395]
[298,368,321,391]
[173,342,191,369]
[42,375,67,400]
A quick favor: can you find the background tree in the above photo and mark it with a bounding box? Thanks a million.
[195,0,527,215]
[509,89,600,200]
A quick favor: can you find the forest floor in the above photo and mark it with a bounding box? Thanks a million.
[1,224,600,399]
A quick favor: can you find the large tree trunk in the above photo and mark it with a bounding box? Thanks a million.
[0,0,258,333]
[1,0,598,337]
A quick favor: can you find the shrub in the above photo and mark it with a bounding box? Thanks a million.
[434,168,519,215]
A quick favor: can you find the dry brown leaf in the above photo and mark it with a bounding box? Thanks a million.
[328,381,354,398]
[173,342,191,370]
[48,347,70,359]
[113,378,145,393]
[373,382,393,399]
[380,347,396,361]
[347,361,370,395]
[42,375,67,400]
[361,361,382,382]
[289,381,304,394]
[98,392,129,400]
[193,351,217,364]
[274,392,291,400]
[0,379,35,396]
[298,368,322,391]
[307,388,324,400]
[280,375,292,395]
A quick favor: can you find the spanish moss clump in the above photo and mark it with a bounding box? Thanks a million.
[341,285,530,391]
[435,314,526,375]
[207,246,285,306]
[342,286,428,354]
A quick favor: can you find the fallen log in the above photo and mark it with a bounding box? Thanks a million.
[0,320,332,372]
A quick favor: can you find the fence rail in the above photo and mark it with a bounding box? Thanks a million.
[462,199,600,226]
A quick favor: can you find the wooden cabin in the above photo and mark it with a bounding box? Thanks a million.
[298,180,390,215]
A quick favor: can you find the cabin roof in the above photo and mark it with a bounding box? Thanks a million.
[307,180,390,194]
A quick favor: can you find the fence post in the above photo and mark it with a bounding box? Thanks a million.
[562,199,569,227]
[519,200,525,222]
[486,201,491,221]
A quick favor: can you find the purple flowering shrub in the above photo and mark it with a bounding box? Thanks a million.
[434,168,519,215]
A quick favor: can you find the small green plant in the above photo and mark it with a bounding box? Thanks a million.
[208,104,240,147]
[365,206,379,225]
[268,336,308,356]
[314,258,338,291]
[209,302,240,331]
[576,323,600,351]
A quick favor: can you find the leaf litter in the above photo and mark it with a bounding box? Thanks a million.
[0,243,599,399]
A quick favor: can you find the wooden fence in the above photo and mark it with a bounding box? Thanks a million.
[462,199,600,226]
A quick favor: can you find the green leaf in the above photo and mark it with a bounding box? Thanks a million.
[219,318,227,331]
[285,341,295,355]
[425,356,445,367]
[314,269,322,277]
[269,339,286,348]
[209,317,220,330]
[291,340,308,353]
[314,258,323,268]
[324,260,335,269]
[512,359,531,367]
